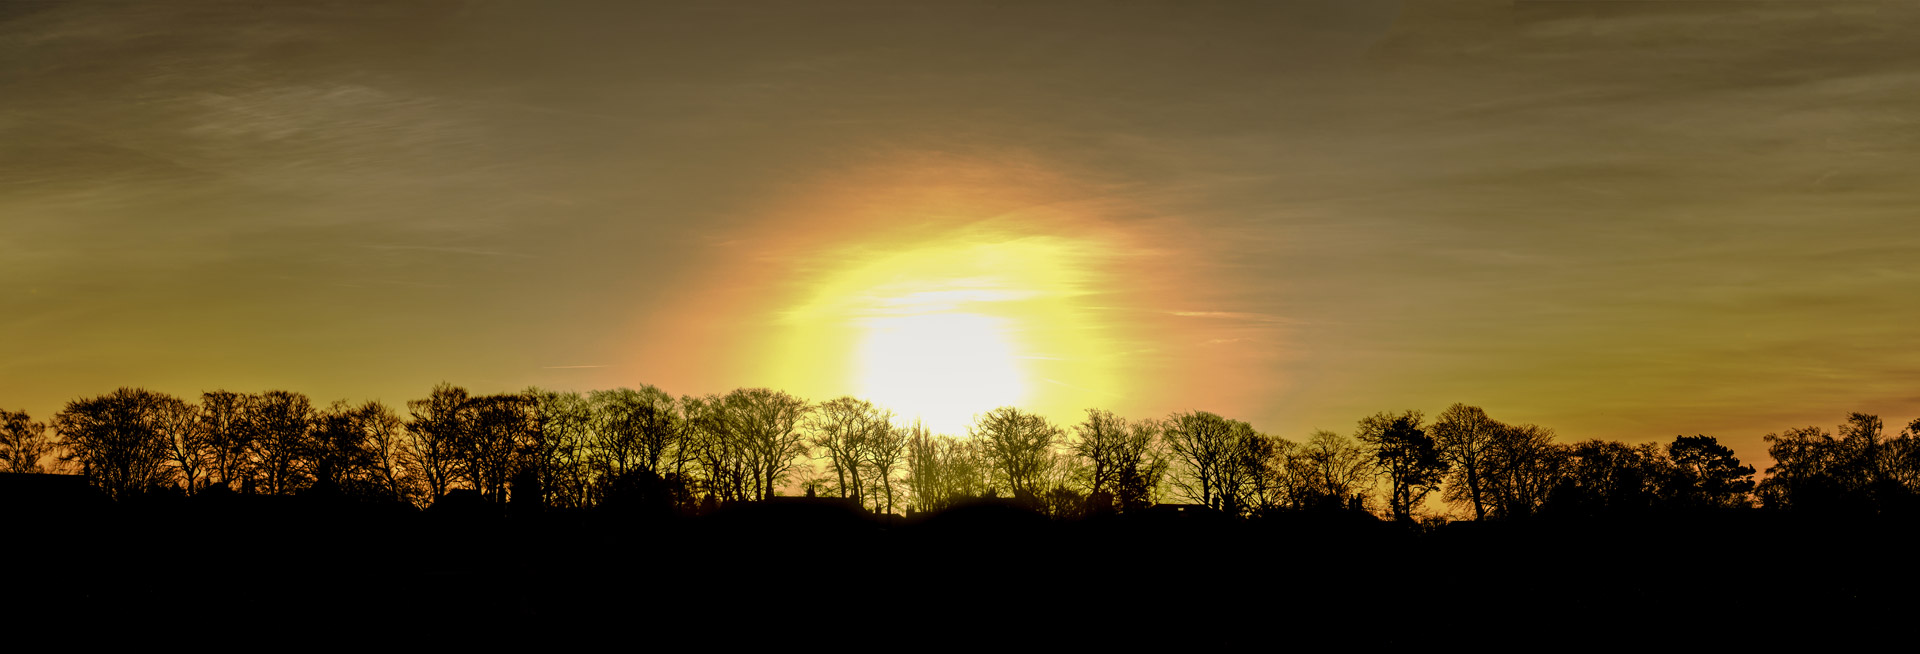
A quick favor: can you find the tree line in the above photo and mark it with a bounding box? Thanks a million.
[7,383,1920,521]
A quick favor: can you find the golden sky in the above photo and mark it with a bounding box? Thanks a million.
[4,1,1919,464]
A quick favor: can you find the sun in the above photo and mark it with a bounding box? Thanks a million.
[769,232,1118,436]
[856,312,1025,435]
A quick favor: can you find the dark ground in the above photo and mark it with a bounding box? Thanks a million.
[7,495,1913,648]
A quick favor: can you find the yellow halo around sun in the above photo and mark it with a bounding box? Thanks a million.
[770,233,1117,436]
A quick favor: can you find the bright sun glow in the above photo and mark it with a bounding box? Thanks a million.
[770,232,1120,436]
[856,312,1025,435]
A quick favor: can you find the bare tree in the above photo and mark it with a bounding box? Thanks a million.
[156,396,207,494]
[463,393,539,503]
[809,397,887,505]
[863,418,910,514]
[198,391,253,491]
[666,395,699,504]
[1246,434,1302,512]
[53,388,177,500]
[1,409,57,474]
[1039,455,1089,520]
[530,388,593,509]
[355,400,413,504]
[1156,415,1277,515]
[588,388,645,483]
[906,428,942,512]
[590,386,680,482]
[1293,430,1371,510]
[906,432,988,512]
[720,388,811,501]
[1431,404,1502,520]
[1216,421,1274,515]
[971,406,1060,503]
[1163,410,1239,511]
[1114,419,1169,512]
[1070,409,1131,504]
[683,393,749,502]
[632,386,681,477]
[1484,423,1564,519]
[310,400,380,495]
[247,390,314,496]
[405,383,471,504]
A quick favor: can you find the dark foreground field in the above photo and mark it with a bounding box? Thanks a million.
[7,496,1914,648]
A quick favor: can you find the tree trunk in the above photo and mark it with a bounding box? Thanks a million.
[1467,467,1486,521]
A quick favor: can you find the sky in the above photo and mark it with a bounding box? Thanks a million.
[4,0,1918,468]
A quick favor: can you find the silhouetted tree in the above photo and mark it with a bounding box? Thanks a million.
[862,418,910,514]
[1884,419,1920,495]
[1163,410,1240,511]
[355,400,412,504]
[529,388,593,509]
[1,409,57,474]
[1755,413,1894,512]
[1757,425,1831,511]
[197,390,253,490]
[311,400,376,496]
[663,396,699,508]
[247,390,314,495]
[672,394,719,504]
[54,388,177,500]
[1665,435,1754,509]
[1483,423,1563,520]
[972,406,1060,504]
[157,397,208,494]
[905,432,987,512]
[810,397,887,506]
[943,445,988,506]
[1160,412,1284,514]
[720,388,810,501]
[1355,410,1447,523]
[590,385,680,486]
[1835,412,1886,499]
[1548,439,1662,516]
[1432,404,1502,520]
[1216,423,1275,515]
[1116,420,1169,513]
[1296,429,1373,512]
[1071,410,1165,514]
[405,383,471,504]
[630,386,681,476]
[683,393,749,502]
[1072,409,1130,504]
[905,429,941,512]
[1243,433,1300,512]
[587,388,645,484]
[463,393,540,503]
